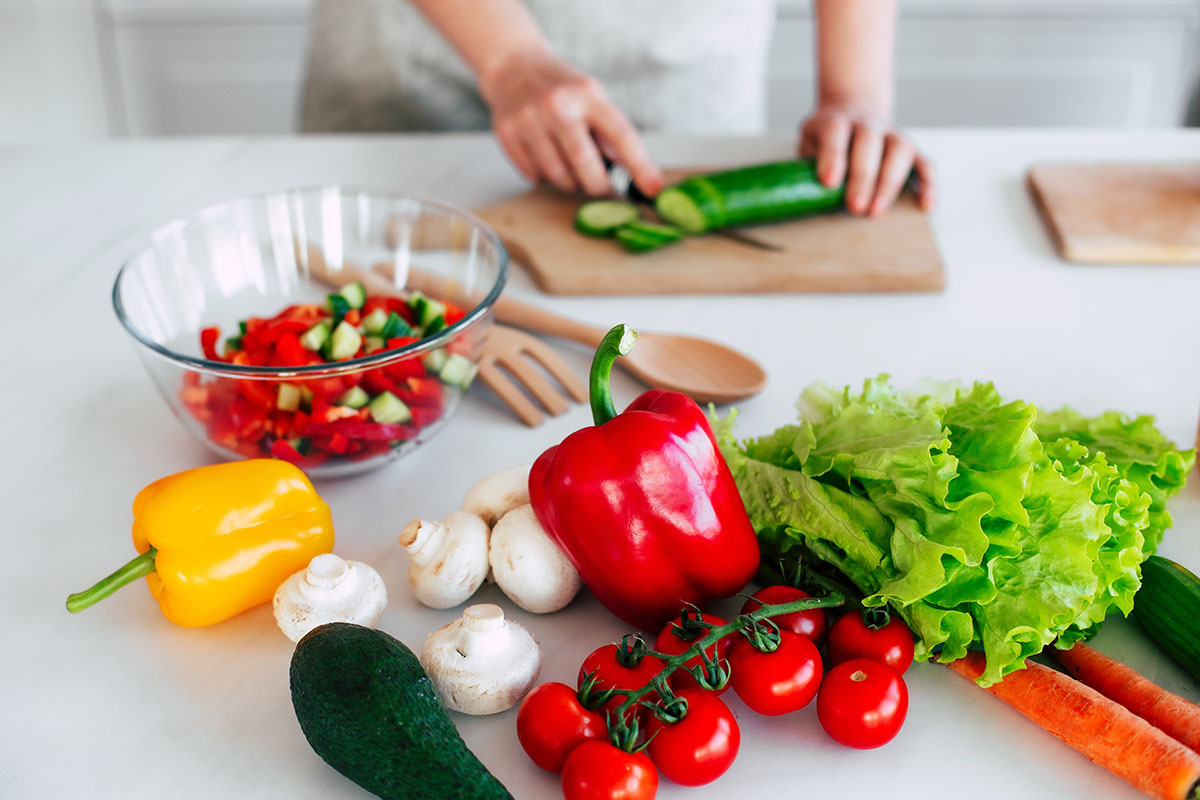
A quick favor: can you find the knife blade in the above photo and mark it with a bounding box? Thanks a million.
[603,157,785,253]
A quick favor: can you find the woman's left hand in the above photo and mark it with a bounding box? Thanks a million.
[799,104,934,216]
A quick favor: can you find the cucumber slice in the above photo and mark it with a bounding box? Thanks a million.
[361,307,389,335]
[336,386,370,408]
[223,335,242,354]
[299,321,331,352]
[422,348,448,373]
[408,292,447,327]
[276,383,302,412]
[574,200,639,237]
[368,391,412,424]
[329,320,363,360]
[337,281,367,310]
[439,353,478,389]
[379,312,414,340]
[615,225,679,253]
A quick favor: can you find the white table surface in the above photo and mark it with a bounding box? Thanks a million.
[3,130,1199,800]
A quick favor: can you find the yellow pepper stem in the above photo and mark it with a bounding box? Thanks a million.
[66,548,158,614]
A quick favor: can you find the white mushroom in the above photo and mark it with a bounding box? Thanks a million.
[419,603,542,715]
[399,511,490,609]
[273,554,387,642]
[489,504,582,614]
[461,464,531,527]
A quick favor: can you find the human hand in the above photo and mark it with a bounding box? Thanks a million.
[479,49,664,197]
[798,104,934,216]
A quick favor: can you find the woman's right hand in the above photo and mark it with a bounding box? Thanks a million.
[479,49,664,197]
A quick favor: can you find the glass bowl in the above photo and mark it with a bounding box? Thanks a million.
[113,187,507,478]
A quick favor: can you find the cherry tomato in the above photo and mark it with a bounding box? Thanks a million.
[728,630,823,716]
[740,585,828,647]
[654,613,736,693]
[516,682,606,772]
[826,609,915,674]
[579,641,665,726]
[816,659,908,749]
[562,740,658,800]
[645,690,740,786]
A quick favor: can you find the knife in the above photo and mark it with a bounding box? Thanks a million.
[602,156,785,253]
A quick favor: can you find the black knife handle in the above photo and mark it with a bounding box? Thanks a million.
[601,154,653,204]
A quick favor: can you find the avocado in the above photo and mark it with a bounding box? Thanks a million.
[289,622,513,800]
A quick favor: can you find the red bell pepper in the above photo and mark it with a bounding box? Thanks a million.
[200,326,222,361]
[528,324,760,630]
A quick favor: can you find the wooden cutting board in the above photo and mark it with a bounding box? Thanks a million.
[1027,163,1200,264]
[473,168,944,295]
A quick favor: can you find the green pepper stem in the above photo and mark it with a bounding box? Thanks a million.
[610,592,844,724]
[590,324,639,426]
[66,548,158,614]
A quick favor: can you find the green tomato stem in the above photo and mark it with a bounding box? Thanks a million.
[66,548,158,614]
[589,324,639,426]
[609,593,844,724]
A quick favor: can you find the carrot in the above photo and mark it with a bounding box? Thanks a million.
[1050,641,1200,754]
[946,651,1200,800]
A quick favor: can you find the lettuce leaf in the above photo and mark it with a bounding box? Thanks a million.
[716,377,1194,685]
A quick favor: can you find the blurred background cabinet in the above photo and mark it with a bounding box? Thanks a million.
[6,0,1199,141]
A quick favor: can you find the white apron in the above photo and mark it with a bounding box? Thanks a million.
[300,0,776,135]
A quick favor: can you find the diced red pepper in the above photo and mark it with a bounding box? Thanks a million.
[270,439,331,469]
[273,304,325,322]
[387,336,420,351]
[344,309,361,326]
[385,357,425,382]
[404,376,444,407]
[346,441,392,462]
[443,302,467,325]
[361,369,400,397]
[258,318,311,345]
[385,298,418,324]
[409,405,442,429]
[306,421,417,441]
[312,433,351,455]
[291,410,310,436]
[272,333,309,367]
[236,379,278,411]
[200,327,222,361]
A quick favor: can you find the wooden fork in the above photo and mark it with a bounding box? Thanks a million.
[303,245,585,427]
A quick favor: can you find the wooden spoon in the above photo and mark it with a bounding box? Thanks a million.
[379,264,768,404]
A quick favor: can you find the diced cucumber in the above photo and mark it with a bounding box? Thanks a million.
[224,335,242,354]
[408,291,447,327]
[379,312,414,340]
[300,321,331,352]
[329,320,363,360]
[361,307,389,335]
[336,385,370,408]
[423,315,447,336]
[439,353,478,389]
[276,382,302,412]
[288,436,312,455]
[574,200,640,237]
[422,348,448,373]
[325,293,351,321]
[364,335,385,353]
[368,391,412,424]
[337,281,367,310]
[238,320,248,335]
[299,386,315,410]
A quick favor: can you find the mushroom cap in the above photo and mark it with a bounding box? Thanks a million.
[419,604,542,715]
[401,512,490,609]
[462,464,532,526]
[273,554,388,642]
[489,504,582,614]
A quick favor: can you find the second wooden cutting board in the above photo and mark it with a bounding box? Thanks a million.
[473,168,945,295]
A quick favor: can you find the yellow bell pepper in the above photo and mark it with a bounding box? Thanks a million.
[66,459,334,626]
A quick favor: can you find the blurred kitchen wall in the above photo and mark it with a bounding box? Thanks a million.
[2,0,1198,143]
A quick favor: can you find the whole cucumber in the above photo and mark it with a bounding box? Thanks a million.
[290,622,513,800]
[655,159,845,234]
[1132,555,1200,682]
